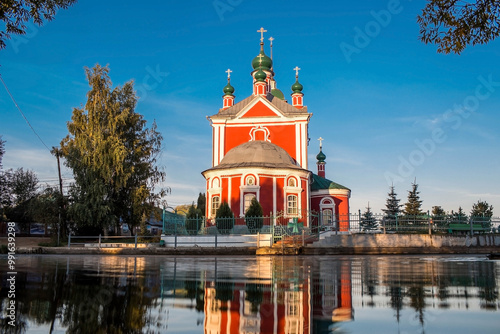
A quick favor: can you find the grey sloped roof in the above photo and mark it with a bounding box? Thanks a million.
[202,140,308,173]
[210,93,309,120]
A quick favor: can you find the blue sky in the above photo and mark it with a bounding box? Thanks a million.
[1,0,499,215]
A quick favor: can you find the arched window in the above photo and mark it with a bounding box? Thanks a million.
[212,196,220,216]
[244,193,256,213]
[322,209,333,226]
[287,195,298,215]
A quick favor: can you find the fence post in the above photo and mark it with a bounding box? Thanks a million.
[135,234,138,249]
[428,210,432,235]
[215,232,217,248]
[257,232,260,248]
[99,234,101,248]
[302,230,305,247]
[469,217,473,236]
[270,211,274,244]
[358,210,361,233]
[68,234,71,247]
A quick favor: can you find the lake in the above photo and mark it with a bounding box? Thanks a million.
[1,254,499,333]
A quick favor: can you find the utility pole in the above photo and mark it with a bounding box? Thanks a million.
[51,147,64,246]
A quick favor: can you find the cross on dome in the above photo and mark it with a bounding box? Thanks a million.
[257,27,267,43]
[318,137,324,149]
[225,68,232,79]
[293,66,301,77]
[256,54,264,64]
[269,37,274,61]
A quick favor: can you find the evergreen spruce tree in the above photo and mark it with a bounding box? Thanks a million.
[382,186,403,229]
[403,181,425,227]
[404,181,424,216]
[245,197,264,232]
[196,193,206,217]
[360,203,378,232]
[215,201,234,234]
[186,202,202,235]
[451,206,468,224]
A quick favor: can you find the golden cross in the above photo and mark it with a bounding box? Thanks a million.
[225,68,232,79]
[257,27,267,43]
[293,66,301,77]
[318,137,324,149]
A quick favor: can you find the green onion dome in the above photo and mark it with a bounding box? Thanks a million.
[271,88,285,100]
[223,80,235,95]
[255,67,267,82]
[316,149,326,162]
[251,44,273,71]
[291,77,303,93]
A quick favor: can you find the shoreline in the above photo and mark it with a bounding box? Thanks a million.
[7,245,499,256]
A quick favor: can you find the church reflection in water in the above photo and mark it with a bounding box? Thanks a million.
[162,257,354,334]
[1,255,499,333]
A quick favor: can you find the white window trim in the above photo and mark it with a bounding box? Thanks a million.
[319,197,336,226]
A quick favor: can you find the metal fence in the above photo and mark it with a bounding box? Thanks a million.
[65,213,500,248]
[347,213,500,235]
[163,212,500,237]
[67,235,161,248]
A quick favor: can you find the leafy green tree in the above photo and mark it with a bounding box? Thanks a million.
[196,192,206,217]
[382,185,403,222]
[432,205,448,227]
[360,203,378,232]
[417,0,500,54]
[0,136,4,166]
[245,197,264,231]
[186,202,202,235]
[0,137,9,221]
[215,201,234,234]
[450,206,468,224]
[432,205,446,217]
[29,186,64,240]
[61,64,166,234]
[9,167,38,205]
[470,200,494,227]
[0,0,77,50]
[5,168,39,223]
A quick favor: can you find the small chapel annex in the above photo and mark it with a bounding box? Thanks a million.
[202,28,351,231]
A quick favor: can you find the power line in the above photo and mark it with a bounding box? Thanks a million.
[0,71,51,153]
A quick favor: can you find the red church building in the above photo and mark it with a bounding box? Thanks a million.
[202,28,350,231]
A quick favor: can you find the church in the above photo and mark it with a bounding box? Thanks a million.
[202,28,351,231]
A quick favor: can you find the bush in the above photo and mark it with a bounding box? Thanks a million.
[186,204,202,235]
[215,202,234,234]
[245,197,263,232]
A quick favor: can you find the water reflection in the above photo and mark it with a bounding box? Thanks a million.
[0,255,498,333]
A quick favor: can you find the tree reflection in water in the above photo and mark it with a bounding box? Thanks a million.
[0,255,498,333]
